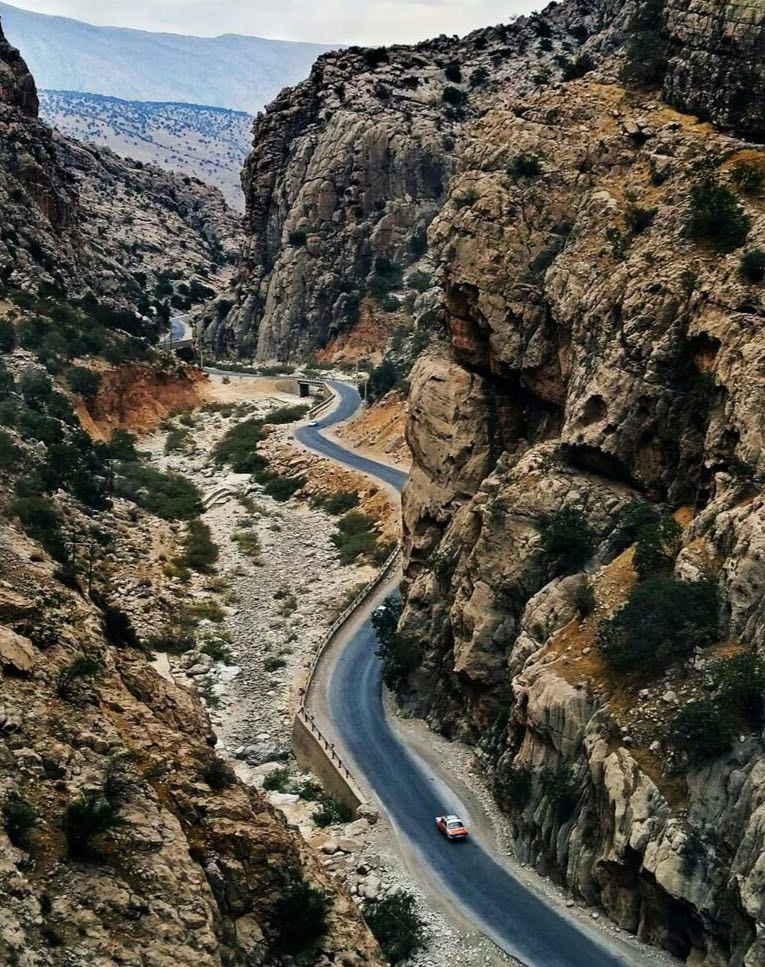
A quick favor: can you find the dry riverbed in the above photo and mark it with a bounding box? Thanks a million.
[136,374,511,966]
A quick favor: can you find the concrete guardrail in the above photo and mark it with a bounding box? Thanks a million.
[292,378,401,811]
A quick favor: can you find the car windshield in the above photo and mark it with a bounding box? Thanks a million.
[447,820,463,829]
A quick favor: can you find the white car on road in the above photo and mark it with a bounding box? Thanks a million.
[436,814,469,841]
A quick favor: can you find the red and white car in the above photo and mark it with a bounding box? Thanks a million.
[436,814,469,841]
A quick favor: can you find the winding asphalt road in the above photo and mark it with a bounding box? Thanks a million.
[294,381,636,967]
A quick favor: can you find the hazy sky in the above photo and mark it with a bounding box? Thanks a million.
[8,0,542,45]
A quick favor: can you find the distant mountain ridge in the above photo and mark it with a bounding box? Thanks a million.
[40,90,253,210]
[0,1,337,113]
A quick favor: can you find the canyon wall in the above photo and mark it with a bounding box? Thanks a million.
[398,52,765,967]
[0,24,382,967]
[206,0,765,367]
[204,0,638,361]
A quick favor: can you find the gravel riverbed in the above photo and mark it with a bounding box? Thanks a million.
[139,376,514,966]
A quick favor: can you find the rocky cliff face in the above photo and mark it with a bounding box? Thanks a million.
[664,0,765,139]
[0,517,382,966]
[0,22,381,966]
[398,54,765,967]
[0,19,239,310]
[204,0,640,361]
[206,0,764,366]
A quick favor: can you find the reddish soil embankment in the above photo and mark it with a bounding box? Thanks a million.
[77,362,210,439]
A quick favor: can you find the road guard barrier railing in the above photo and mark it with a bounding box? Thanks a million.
[308,382,336,419]
[293,538,402,809]
[292,375,400,809]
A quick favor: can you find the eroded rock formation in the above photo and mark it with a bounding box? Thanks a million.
[399,52,765,967]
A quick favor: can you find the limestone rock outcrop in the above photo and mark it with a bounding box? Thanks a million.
[664,0,765,139]
[0,527,382,966]
[397,62,765,967]
[207,0,765,365]
[204,0,636,361]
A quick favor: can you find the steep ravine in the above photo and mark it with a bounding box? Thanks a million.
[197,0,765,960]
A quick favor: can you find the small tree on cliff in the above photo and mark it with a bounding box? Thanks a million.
[598,578,719,672]
[540,507,595,573]
[372,596,419,690]
[66,367,101,400]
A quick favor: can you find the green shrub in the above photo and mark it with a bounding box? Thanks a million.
[444,62,462,83]
[688,178,750,251]
[0,359,15,397]
[164,427,190,454]
[263,404,309,425]
[542,764,579,822]
[731,160,765,194]
[66,367,101,399]
[204,757,236,791]
[0,428,20,472]
[64,794,121,858]
[144,607,197,654]
[598,578,719,672]
[372,596,419,690]
[114,464,202,520]
[626,205,657,234]
[540,507,595,572]
[667,700,732,764]
[367,358,402,402]
[442,85,467,108]
[312,793,354,827]
[273,879,330,955]
[333,511,378,564]
[19,370,53,410]
[213,418,268,473]
[610,500,660,555]
[369,258,403,300]
[263,474,305,502]
[364,889,429,964]
[740,248,765,283]
[509,153,542,178]
[233,529,262,561]
[103,429,138,461]
[264,655,287,672]
[57,655,103,699]
[178,518,219,574]
[263,766,291,792]
[680,827,706,875]
[190,599,225,624]
[3,796,36,848]
[712,652,765,728]
[288,230,307,247]
[561,53,594,81]
[496,765,533,811]
[0,319,16,353]
[311,491,360,515]
[201,637,232,662]
[408,270,432,293]
[296,778,323,801]
[632,514,681,579]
